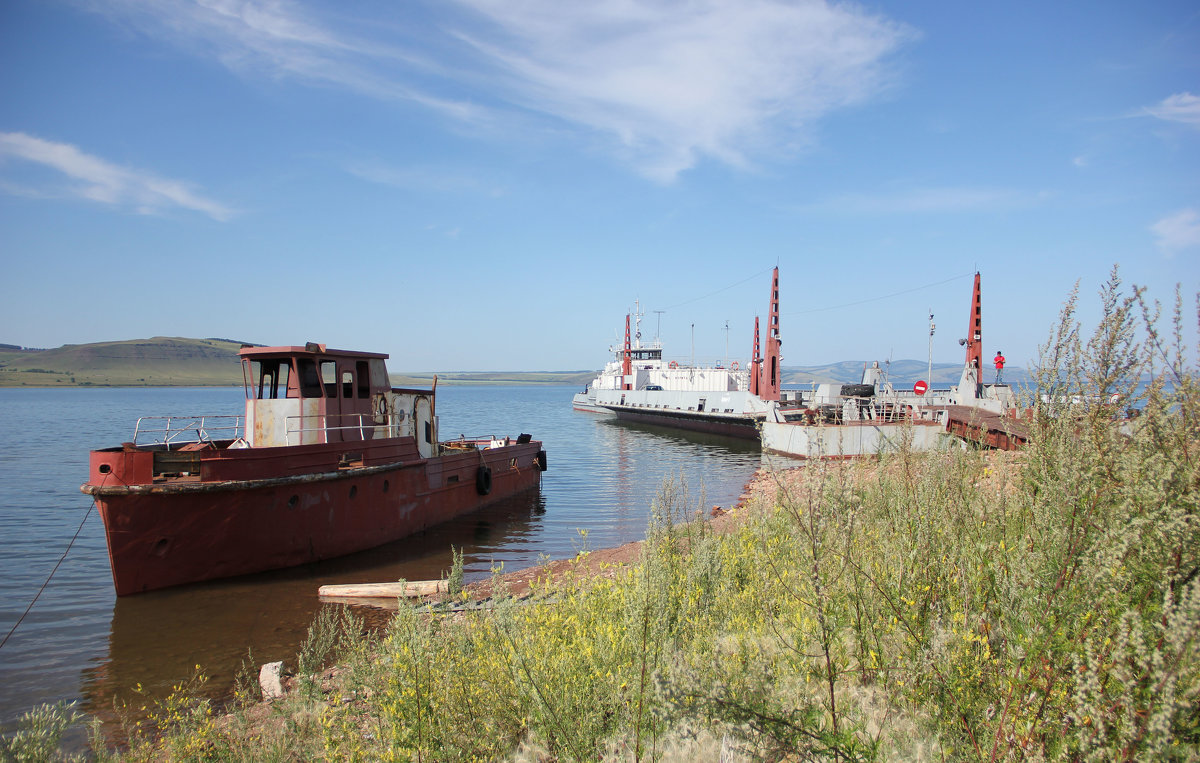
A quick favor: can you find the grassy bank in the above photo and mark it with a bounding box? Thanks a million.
[7,271,1198,760]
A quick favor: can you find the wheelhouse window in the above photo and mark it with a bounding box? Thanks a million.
[250,359,293,400]
[297,359,323,398]
[356,360,370,398]
[320,361,338,398]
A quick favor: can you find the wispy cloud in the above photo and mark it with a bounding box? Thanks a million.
[452,1,916,181]
[1150,208,1200,254]
[0,132,235,220]
[345,161,506,196]
[91,0,484,118]
[1143,92,1200,128]
[87,0,915,182]
[799,186,1036,215]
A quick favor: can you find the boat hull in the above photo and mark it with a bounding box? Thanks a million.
[85,441,543,595]
[571,391,609,414]
[761,419,946,459]
[603,405,762,439]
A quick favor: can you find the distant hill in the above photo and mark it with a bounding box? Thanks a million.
[0,338,597,387]
[0,337,250,386]
[0,337,1024,388]
[783,359,1028,387]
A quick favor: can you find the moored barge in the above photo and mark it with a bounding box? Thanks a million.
[82,343,546,595]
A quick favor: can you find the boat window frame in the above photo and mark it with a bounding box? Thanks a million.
[249,359,295,400]
[356,360,370,398]
[320,360,338,398]
[297,359,323,398]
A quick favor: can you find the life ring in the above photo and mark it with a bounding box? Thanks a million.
[668,361,679,369]
[475,466,493,495]
[730,361,739,371]
[536,450,548,471]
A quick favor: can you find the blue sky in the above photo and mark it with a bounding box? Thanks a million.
[1,1,1197,372]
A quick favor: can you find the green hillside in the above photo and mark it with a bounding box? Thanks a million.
[0,338,597,388]
[0,337,247,386]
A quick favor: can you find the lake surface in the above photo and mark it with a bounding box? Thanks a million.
[0,385,766,739]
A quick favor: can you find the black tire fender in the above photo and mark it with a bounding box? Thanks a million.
[475,465,492,495]
[535,450,548,471]
[840,383,875,398]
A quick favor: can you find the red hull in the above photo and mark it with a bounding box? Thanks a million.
[85,439,543,595]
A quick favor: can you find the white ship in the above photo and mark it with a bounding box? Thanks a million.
[572,268,785,439]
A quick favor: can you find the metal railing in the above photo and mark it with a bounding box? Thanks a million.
[443,435,513,449]
[284,413,387,446]
[133,415,245,448]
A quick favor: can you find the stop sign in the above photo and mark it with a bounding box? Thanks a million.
[914,380,928,395]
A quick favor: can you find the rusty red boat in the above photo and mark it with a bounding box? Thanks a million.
[81,343,546,595]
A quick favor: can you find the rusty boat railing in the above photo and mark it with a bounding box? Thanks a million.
[132,415,246,448]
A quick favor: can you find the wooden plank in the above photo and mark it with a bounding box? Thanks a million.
[318,580,448,599]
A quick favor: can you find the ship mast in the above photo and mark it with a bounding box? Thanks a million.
[963,272,982,395]
[756,267,782,402]
[633,298,644,350]
[622,313,632,390]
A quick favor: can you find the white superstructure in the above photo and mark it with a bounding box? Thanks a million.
[572,269,784,439]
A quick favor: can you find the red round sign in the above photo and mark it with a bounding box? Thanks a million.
[913,380,928,395]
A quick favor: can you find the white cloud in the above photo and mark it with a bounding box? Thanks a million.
[454,0,915,181]
[799,186,1031,214]
[0,132,235,220]
[1150,208,1200,254]
[1144,92,1200,128]
[88,0,915,182]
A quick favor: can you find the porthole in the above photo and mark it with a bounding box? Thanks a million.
[349,485,358,499]
[382,479,390,493]
[98,464,112,474]
[287,495,299,509]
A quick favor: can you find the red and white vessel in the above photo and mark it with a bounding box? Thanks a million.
[82,343,546,595]
[572,268,785,439]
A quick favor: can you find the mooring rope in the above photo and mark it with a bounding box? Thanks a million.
[0,482,103,652]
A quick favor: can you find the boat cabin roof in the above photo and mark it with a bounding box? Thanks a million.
[239,344,389,361]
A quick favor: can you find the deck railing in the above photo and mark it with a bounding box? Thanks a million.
[133,415,245,448]
[284,413,384,445]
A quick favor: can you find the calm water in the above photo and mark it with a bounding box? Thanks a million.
[0,385,764,738]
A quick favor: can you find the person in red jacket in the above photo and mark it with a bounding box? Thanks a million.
[993,351,1006,383]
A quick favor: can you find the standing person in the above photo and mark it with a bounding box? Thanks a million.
[993,351,1006,383]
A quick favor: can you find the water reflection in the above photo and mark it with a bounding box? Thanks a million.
[80,487,547,728]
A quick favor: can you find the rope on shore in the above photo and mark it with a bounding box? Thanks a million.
[0,490,101,652]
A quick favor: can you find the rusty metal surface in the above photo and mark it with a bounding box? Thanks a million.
[943,404,1028,451]
[963,272,983,373]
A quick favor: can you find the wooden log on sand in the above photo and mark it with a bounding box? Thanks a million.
[318,580,448,599]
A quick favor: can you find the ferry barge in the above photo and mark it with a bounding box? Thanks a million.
[82,343,546,595]
[760,273,1026,458]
